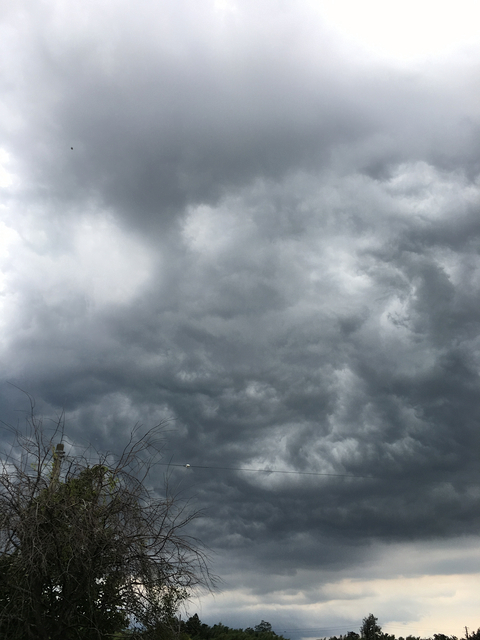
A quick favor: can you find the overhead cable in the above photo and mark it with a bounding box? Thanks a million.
[164,463,372,479]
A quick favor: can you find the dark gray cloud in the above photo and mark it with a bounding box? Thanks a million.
[1,0,480,634]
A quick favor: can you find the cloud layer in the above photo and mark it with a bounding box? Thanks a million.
[1,0,480,635]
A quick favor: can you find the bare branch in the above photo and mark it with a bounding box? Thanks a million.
[0,403,215,640]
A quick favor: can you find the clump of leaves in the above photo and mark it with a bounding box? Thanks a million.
[0,400,213,640]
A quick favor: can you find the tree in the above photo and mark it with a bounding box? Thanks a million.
[360,615,382,640]
[0,402,213,639]
[180,617,288,640]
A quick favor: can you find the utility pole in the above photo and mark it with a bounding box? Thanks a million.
[50,443,65,487]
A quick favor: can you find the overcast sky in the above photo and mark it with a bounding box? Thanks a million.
[1,0,480,637]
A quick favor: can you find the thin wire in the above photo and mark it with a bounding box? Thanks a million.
[163,463,372,479]
[279,627,358,632]
[279,626,433,632]
[164,463,478,485]
[279,625,447,635]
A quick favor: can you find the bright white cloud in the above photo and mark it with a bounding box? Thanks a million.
[314,0,480,63]
[72,214,154,306]
[0,148,15,188]
[0,210,155,365]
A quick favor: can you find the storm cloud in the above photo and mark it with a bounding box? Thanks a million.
[1,0,480,636]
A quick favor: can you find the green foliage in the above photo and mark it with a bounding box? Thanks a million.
[179,616,288,640]
[1,464,129,639]
[0,416,212,640]
[140,612,480,640]
[361,614,383,640]
[317,616,476,640]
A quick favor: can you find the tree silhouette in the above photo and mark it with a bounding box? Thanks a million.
[0,400,213,639]
[360,615,383,640]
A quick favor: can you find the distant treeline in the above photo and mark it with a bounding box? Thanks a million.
[117,615,290,639]
[317,614,480,640]
[121,613,480,640]
[178,613,480,640]
[180,616,288,640]
[319,631,480,640]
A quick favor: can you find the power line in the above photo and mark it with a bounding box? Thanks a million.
[279,626,442,633]
[279,627,357,632]
[277,626,452,639]
[163,463,478,485]
[163,463,372,479]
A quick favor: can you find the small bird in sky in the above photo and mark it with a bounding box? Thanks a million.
[71,147,73,150]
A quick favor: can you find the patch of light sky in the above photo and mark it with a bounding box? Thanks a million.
[309,0,480,65]
[0,149,15,189]
[0,221,19,293]
[71,215,155,306]
[213,0,480,65]
[0,212,155,310]
[190,566,480,639]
